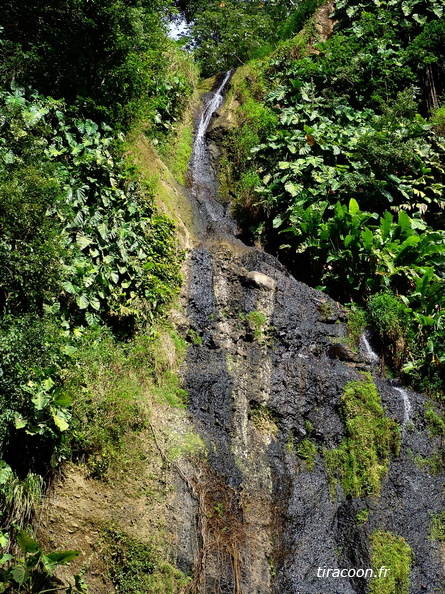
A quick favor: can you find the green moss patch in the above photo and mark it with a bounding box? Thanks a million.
[324,378,400,498]
[369,530,412,594]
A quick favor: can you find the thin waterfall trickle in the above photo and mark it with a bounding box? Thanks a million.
[360,329,379,364]
[189,70,237,234]
[393,386,412,425]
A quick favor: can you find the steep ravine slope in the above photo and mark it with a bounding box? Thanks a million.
[36,73,444,594]
[174,72,445,593]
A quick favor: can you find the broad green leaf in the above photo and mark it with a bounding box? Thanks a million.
[10,566,27,586]
[46,550,79,565]
[17,530,40,554]
[76,294,89,309]
[62,345,77,356]
[273,215,284,229]
[53,392,72,407]
[76,235,93,250]
[97,223,108,240]
[380,211,393,241]
[397,210,412,235]
[51,408,69,432]
[285,181,302,197]
[0,532,9,548]
[0,462,13,485]
[361,227,374,251]
[394,235,421,264]
[349,198,360,215]
[14,415,27,430]
[89,296,100,311]
[42,378,55,391]
[32,391,51,411]
[62,281,77,294]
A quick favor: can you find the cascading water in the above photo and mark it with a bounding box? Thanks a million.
[360,329,379,364]
[189,71,237,234]
[393,386,412,425]
[193,70,232,165]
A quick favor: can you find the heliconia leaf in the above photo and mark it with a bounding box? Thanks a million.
[348,198,360,215]
[397,210,412,235]
[361,227,374,251]
[344,234,354,248]
[380,211,393,241]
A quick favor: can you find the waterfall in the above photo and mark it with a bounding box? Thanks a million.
[393,386,412,425]
[360,329,379,364]
[189,70,237,233]
[193,70,232,166]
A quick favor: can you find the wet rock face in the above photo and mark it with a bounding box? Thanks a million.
[178,73,445,594]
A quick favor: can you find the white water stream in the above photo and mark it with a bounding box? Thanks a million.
[393,386,412,425]
[360,330,380,364]
[193,70,232,165]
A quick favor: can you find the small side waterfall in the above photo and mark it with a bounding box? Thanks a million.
[393,386,412,425]
[360,329,379,365]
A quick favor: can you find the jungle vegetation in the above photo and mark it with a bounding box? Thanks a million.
[218,0,445,397]
[1,0,445,589]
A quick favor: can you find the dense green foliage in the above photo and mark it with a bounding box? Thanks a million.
[223,0,445,395]
[0,529,86,593]
[324,378,400,498]
[0,88,184,476]
[177,0,323,76]
[0,0,194,531]
[369,530,412,594]
[0,0,194,131]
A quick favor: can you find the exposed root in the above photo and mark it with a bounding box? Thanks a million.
[148,421,246,594]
